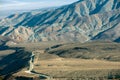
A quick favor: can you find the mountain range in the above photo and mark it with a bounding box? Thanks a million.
[0,0,120,43]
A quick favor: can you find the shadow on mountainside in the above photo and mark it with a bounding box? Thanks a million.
[0,47,31,78]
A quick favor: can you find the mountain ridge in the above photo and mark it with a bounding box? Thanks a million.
[0,0,120,42]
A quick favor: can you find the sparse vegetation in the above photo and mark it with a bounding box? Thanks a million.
[0,41,120,80]
[47,41,120,61]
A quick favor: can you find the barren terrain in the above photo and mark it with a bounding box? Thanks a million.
[14,58,120,80]
[0,41,120,80]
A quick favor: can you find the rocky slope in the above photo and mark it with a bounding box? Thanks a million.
[0,0,120,42]
[92,23,120,42]
[0,36,14,45]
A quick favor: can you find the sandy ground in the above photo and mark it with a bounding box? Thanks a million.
[14,58,120,78]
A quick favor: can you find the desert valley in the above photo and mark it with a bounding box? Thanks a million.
[0,0,120,80]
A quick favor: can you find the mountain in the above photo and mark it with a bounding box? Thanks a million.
[114,37,120,42]
[0,0,120,42]
[0,36,14,50]
[0,35,17,46]
[92,23,120,42]
[0,36,10,45]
